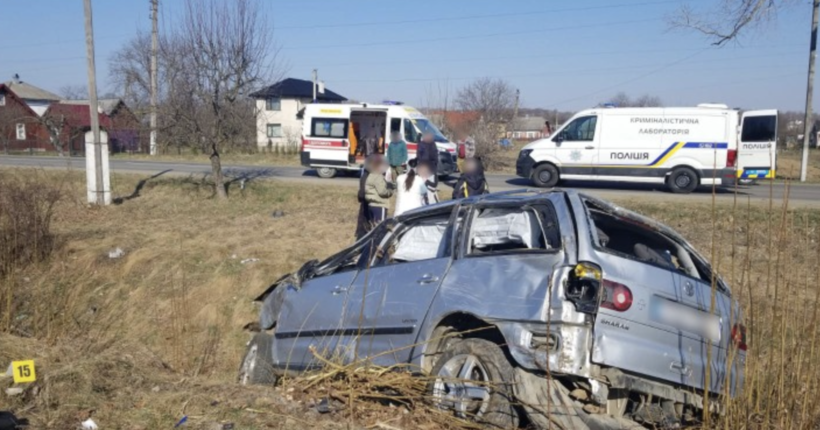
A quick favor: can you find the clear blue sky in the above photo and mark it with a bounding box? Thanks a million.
[0,0,813,112]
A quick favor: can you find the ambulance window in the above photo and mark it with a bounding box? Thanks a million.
[311,118,348,139]
[390,118,401,134]
[561,116,597,142]
[404,119,420,143]
[741,115,776,142]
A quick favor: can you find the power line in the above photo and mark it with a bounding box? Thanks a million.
[299,45,804,69]
[326,51,801,84]
[276,0,684,30]
[282,18,657,50]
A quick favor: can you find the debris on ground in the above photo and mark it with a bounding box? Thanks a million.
[4,388,23,397]
[271,210,285,218]
[240,258,259,265]
[81,418,99,430]
[174,416,188,428]
[108,247,125,259]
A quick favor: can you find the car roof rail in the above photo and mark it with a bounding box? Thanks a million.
[480,188,554,200]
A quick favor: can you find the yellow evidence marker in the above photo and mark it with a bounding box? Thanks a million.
[11,360,36,383]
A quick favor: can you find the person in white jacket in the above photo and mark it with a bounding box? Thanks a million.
[394,164,429,216]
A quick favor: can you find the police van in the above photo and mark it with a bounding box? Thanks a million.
[516,104,777,193]
[300,102,458,178]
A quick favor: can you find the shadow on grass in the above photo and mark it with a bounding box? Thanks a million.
[112,169,173,205]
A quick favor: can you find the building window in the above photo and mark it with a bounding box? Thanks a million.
[15,123,25,140]
[0,94,5,106]
[265,98,281,111]
[266,123,283,138]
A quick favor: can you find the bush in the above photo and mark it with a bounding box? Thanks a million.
[0,172,62,277]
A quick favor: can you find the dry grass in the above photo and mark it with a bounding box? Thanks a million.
[110,151,302,168]
[0,169,819,428]
[776,149,820,182]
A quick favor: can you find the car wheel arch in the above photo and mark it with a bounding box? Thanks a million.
[420,312,509,373]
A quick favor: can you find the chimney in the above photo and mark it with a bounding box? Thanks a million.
[12,73,21,84]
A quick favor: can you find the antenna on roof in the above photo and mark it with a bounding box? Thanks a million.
[12,73,20,84]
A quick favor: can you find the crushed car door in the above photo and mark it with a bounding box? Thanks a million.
[272,225,389,371]
[343,208,456,367]
[579,200,723,392]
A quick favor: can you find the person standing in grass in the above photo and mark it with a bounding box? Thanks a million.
[386,131,408,182]
[394,161,427,216]
[416,132,439,184]
[364,155,394,225]
[355,155,376,239]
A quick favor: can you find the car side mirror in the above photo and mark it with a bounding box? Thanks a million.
[553,135,564,146]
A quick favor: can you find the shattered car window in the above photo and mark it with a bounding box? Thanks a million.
[468,207,551,254]
[385,216,451,264]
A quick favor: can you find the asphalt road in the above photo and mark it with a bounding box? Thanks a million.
[2,155,819,207]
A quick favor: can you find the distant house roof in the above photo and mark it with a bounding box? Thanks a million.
[250,78,347,101]
[60,99,126,116]
[2,80,61,102]
[0,84,40,118]
[512,116,547,132]
[45,103,112,129]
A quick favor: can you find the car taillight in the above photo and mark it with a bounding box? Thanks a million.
[601,280,632,312]
[731,324,748,351]
[301,138,308,152]
[727,149,737,168]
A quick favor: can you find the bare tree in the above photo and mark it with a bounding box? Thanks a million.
[108,0,281,197]
[455,78,517,169]
[606,92,663,107]
[59,84,88,100]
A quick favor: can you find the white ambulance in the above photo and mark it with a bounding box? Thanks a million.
[300,102,458,178]
[516,104,777,193]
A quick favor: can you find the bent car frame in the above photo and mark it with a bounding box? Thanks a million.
[241,189,747,429]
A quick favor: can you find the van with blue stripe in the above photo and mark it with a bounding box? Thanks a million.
[516,104,777,193]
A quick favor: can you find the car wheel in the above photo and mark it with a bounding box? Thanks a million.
[667,167,699,194]
[532,163,559,188]
[316,167,337,179]
[429,338,519,428]
[238,333,277,386]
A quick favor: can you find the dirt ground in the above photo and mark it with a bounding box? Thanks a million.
[0,168,819,429]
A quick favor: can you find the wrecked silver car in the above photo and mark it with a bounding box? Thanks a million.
[240,189,746,429]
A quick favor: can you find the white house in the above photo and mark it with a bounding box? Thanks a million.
[250,78,347,151]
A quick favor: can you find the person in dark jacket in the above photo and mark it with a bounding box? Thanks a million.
[452,157,489,200]
[355,155,377,239]
[415,132,439,180]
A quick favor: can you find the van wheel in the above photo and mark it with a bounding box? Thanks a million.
[667,167,699,194]
[429,338,519,429]
[532,163,559,188]
[238,333,277,386]
[316,167,337,179]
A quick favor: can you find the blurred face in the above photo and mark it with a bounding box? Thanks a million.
[423,133,434,143]
[464,159,478,173]
[391,132,402,142]
[417,164,430,177]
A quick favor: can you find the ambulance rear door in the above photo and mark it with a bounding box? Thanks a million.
[303,109,352,169]
[738,110,778,180]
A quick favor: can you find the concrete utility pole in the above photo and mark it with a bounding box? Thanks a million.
[801,0,820,182]
[83,0,110,205]
[149,0,158,155]
[312,69,317,103]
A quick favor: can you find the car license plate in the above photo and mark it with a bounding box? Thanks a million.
[650,297,721,341]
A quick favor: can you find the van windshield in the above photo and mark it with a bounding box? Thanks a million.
[411,118,448,143]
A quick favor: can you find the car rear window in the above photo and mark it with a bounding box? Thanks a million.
[311,118,348,138]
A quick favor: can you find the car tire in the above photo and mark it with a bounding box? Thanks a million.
[238,333,277,386]
[531,163,560,188]
[316,167,337,179]
[428,338,519,429]
[667,167,699,194]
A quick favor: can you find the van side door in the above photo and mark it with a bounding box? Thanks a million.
[553,115,599,179]
[738,110,778,180]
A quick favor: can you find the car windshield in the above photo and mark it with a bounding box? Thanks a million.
[411,118,448,143]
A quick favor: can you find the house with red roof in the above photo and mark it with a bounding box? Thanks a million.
[42,103,114,155]
[0,83,52,152]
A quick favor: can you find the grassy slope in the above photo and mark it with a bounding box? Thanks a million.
[0,169,819,428]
